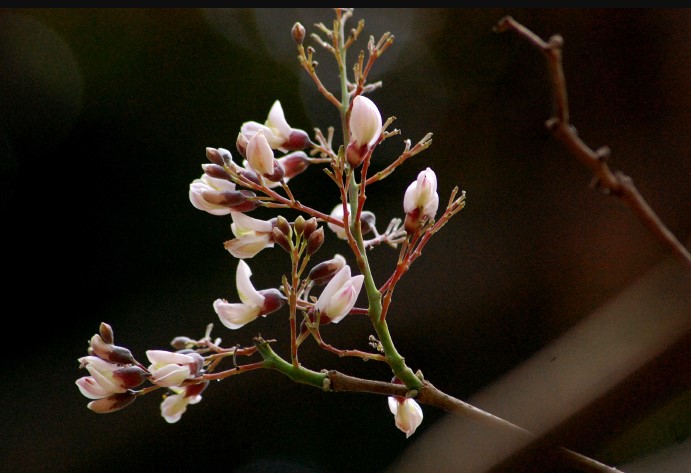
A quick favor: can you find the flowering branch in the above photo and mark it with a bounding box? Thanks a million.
[494,15,691,268]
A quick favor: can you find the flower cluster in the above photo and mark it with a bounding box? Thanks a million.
[77,8,466,438]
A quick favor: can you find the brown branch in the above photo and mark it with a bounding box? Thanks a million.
[326,371,623,473]
[494,16,691,268]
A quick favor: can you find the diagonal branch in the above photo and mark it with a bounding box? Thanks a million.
[494,16,691,268]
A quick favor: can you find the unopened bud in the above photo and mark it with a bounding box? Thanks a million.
[360,211,376,235]
[99,322,114,345]
[236,133,249,158]
[306,227,324,255]
[292,22,306,45]
[272,227,292,253]
[278,151,311,179]
[113,366,149,389]
[404,208,422,234]
[282,129,311,151]
[346,141,367,168]
[206,147,225,166]
[276,215,291,236]
[259,288,286,315]
[185,381,209,398]
[202,163,231,180]
[89,334,136,365]
[294,215,306,236]
[263,160,286,182]
[307,254,346,286]
[303,217,318,238]
[170,336,194,350]
[87,392,136,414]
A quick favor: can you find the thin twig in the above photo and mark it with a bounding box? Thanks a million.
[494,15,691,268]
[326,371,623,473]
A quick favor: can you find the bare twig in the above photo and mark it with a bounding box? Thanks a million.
[327,371,623,473]
[494,16,691,268]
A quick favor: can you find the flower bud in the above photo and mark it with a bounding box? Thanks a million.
[112,366,149,390]
[259,288,286,315]
[235,133,248,159]
[293,215,306,236]
[170,336,194,350]
[347,95,382,167]
[89,334,136,365]
[307,254,346,286]
[292,22,306,45]
[276,215,292,237]
[272,227,292,253]
[185,380,209,398]
[303,217,318,238]
[206,147,226,166]
[202,163,231,180]
[87,392,137,414]
[99,322,114,345]
[282,129,311,151]
[277,151,310,179]
[403,167,439,233]
[306,227,324,255]
[360,211,376,235]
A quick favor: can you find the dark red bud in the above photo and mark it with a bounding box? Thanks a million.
[237,168,261,186]
[185,352,205,376]
[206,147,225,166]
[202,163,232,180]
[236,133,249,159]
[276,215,291,236]
[346,141,367,168]
[263,160,285,182]
[292,22,306,45]
[279,152,311,179]
[185,381,209,398]
[87,392,137,414]
[229,192,259,213]
[113,366,149,389]
[404,208,422,234]
[282,129,311,151]
[272,227,292,253]
[306,227,324,255]
[259,289,286,315]
[303,217,318,238]
[90,335,136,365]
[360,211,376,235]
[99,323,114,345]
[308,256,345,286]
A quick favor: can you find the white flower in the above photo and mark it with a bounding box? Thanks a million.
[76,356,147,399]
[349,95,382,149]
[246,131,278,177]
[146,350,202,388]
[327,203,348,240]
[240,100,310,152]
[213,260,284,329]
[388,396,424,438]
[313,265,364,323]
[223,211,275,259]
[160,383,206,424]
[403,167,439,220]
[189,172,238,216]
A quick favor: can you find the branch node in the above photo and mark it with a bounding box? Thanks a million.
[595,146,611,163]
[545,117,560,131]
[548,34,564,48]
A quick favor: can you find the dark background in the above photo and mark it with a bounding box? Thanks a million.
[1,8,689,473]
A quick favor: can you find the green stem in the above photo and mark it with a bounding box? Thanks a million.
[254,337,327,389]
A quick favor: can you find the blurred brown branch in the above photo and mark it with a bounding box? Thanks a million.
[494,15,691,269]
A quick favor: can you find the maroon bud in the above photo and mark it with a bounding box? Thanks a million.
[272,227,292,253]
[202,163,231,180]
[236,133,248,158]
[185,381,209,398]
[346,141,367,168]
[99,322,114,345]
[89,334,136,365]
[186,352,205,376]
[113,366,149,389]
[87,392,137,414]
[292,22,306,45]
[278,151,311,179]
[263,160,285,182]
[276,215,291,236]
[206,147,225,166]
[228,192,259,213]
[282,129,311,151]
[360,211,376,235]
[303,217,318,238]
[306,227,324,255]
[308,255,346,286]
[258,289,286,315]
[237,168,261,186]
[404,208,422,234]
